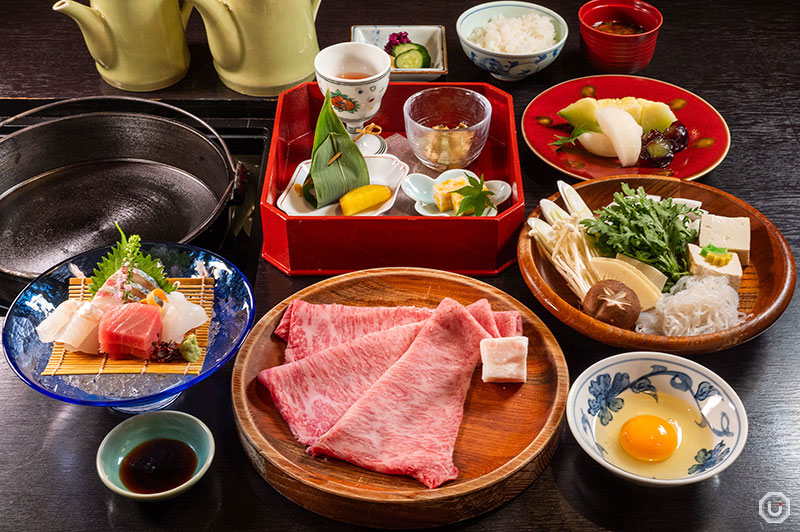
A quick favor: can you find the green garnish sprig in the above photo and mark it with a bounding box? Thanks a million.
[89,224,175,298]
[700,243,728,257]
[453,174,495,216]
[581,183,701,290]
[550,126,589,149]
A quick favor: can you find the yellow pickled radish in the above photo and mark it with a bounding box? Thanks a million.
[339,184,392,216]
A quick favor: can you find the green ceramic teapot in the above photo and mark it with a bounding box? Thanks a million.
[53,0,192,91]
[189,0,322,97]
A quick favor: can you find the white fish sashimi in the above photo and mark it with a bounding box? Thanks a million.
[36,300,104,354]
[36,300,82,343]
[59,302,104,354]
[161,291,209,344]
[595,107,643,167]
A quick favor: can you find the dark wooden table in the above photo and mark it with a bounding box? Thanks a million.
[1,1,799,530]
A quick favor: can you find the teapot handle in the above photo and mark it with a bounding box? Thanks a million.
[311,0,321,20]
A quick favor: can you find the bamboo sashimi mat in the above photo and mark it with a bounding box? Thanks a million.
[42,277,214,376]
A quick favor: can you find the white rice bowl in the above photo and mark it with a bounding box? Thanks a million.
[468,13,556,54]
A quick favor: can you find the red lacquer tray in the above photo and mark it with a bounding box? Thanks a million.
[260,82,524,275]
[521,75,731,181]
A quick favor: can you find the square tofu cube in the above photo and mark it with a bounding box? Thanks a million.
[433,176,468,212]
[698,213,751,265]
[480,336,529,383]
[687,243,742,290]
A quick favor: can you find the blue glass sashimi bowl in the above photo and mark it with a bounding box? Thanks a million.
[2,242,255,410]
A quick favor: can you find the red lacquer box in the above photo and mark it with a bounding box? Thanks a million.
[260,82,524,275]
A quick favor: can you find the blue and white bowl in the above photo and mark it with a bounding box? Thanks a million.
[566,352,748,486]
[456,1,568,81]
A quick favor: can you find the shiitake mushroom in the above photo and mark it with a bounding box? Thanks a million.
[582,279,641,330]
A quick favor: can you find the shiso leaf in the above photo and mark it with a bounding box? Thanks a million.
[302,90,369,209]
[89,224,175,296]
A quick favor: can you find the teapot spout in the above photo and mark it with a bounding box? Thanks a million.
[53,0,115,69]
[190,0,242,71]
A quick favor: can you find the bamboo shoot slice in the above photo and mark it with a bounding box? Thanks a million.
[589,257,662,310]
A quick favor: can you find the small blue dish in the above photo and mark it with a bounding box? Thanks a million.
[97,410,214,501]
[567,352,748,486]
[2,242,255,412]
[401,169,512,217]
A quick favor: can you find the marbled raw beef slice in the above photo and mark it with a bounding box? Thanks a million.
[309,298,491,489]
[258,322,424,445]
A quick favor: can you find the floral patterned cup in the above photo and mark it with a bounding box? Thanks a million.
[314,42,392,135]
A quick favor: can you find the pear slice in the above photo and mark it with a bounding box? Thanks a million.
[595,107,644,167]
[589,257,662,310]
[577,131,617,158]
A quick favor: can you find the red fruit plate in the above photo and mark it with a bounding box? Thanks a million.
[521,75,730,181]
[260,82,524,276]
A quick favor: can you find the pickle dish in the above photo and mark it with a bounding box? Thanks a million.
[351,25,448,81]
[401,169,512,217]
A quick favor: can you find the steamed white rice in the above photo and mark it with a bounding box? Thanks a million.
[468,13,557,54]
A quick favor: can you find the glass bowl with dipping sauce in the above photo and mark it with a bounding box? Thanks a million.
[566,351,748,486]
[97,411,215,501]
[403,87,492,172]
[579,0,663,73]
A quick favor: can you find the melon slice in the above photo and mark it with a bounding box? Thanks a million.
[589,257,662,310]
[637,99,677,134]
[615,254,668,292]
[595,107,643,167]
[558,97,677,134]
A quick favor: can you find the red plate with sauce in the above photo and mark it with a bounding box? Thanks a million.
[521,75,730,181]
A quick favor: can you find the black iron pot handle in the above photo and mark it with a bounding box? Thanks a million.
[0,96,237,175]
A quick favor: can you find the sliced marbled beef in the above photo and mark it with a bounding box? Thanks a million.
[309,298,491,489]
[275,299,520,362]
[257,322,424,445]
[494,310,524,338]
[276,300,431,363]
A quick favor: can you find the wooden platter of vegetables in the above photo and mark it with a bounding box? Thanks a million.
[517,176,795,355]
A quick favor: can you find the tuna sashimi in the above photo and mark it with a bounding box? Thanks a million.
[98,303,162,360]
[258,322,424,446]
[276,299,520,363]
[309,298,491,489]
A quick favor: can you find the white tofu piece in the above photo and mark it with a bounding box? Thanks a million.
[698,213,751,265]
[687,243,742,290]
[480,336,528,383]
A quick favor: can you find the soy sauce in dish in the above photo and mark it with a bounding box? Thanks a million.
[592,20,645,35]
[120,438,197,494]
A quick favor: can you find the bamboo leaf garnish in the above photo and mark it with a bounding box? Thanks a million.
[550,125,589,149]
[303,90,369,208]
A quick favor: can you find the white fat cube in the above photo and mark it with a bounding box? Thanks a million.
[480,336,529,383]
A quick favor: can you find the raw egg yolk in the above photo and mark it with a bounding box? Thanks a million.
[619,415,678,462]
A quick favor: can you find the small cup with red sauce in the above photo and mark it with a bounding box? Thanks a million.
[96,411,215,501]
[579,0,663,73]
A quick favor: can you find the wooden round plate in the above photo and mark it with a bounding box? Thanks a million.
[518,176,795,355]
[231,267,568,528]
